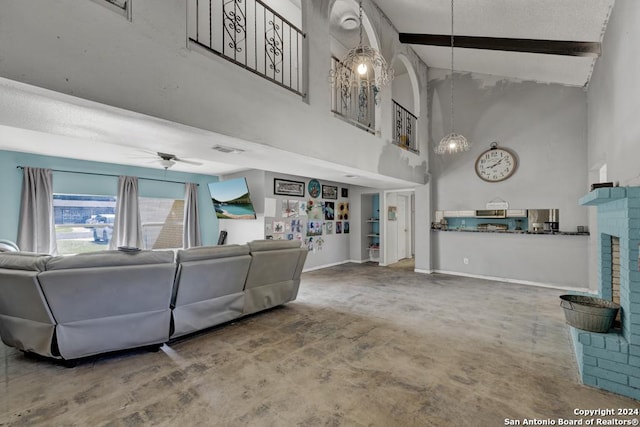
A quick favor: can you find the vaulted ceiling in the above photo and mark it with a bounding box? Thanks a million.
[0,1,617,188]
[375,0,615,87]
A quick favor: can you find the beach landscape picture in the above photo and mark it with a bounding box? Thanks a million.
[208,178,257,219]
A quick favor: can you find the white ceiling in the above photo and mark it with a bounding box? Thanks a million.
[374,0,615,87]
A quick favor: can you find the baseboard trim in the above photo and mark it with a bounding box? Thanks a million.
[303,260,351,272]
[414,268,433,274]
[432,269,595,293]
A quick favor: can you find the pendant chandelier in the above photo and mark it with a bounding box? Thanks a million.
[435,0,471,155]
[329,0,393,99]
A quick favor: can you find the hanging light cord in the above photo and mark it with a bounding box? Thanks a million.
[358,1,364,47]
[450,0,455,135]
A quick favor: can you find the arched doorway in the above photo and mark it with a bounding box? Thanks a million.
[391,54,421,153]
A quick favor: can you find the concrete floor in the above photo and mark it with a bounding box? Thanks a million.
[1,263,638,426]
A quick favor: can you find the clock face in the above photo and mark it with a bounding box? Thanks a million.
[475,147,517,182]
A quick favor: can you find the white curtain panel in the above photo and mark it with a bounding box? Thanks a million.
[183,182,202,248]
[17,167,57,255]
[109,176,142,249]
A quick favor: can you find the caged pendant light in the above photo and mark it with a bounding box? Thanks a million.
[435,0,471,155]
[329,0,393,101]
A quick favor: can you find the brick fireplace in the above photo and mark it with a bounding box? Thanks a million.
[575,187,640,400]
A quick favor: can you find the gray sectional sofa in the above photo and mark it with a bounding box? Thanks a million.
[0,240,307,362]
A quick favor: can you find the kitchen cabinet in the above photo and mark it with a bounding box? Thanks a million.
[443,210,475,218]
[506,209,527,218]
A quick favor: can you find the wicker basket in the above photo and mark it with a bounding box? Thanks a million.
[559,295,620,333]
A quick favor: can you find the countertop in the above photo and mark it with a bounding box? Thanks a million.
[431,228,589,236]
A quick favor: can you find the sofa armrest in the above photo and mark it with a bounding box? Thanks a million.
[0,253,57,357]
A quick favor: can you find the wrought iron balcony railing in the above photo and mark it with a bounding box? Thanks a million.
[330,56,376,134]
[189,0,305,96]
[392,100,418,153]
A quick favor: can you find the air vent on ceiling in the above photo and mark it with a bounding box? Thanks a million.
[212,145,244,154]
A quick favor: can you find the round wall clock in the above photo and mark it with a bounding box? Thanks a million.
[308,179,321,198]
[475,142,518,182]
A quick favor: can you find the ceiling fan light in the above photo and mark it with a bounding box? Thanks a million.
[160,159,176,169]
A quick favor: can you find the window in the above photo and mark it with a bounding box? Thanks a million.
[53,194,116,255]
[53,194,184,254]
[139,198,184,250]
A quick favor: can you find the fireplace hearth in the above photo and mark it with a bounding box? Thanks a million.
[575,187,640,400]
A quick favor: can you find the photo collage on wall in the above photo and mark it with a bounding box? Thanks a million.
[266,178,350,251]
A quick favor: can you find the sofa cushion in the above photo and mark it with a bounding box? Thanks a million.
[45,250,175,271]
[176,245,250,263]
[247,240,302,252]
[0,253,51,272]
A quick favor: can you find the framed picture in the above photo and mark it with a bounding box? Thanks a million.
[323,202,335,220]
[307,220,324,236]
[322,185,338,200]
[388,206,397,221]
[337,202,349,220]
[341,188,348,198]
[308,179,321,198]
[274,178,305,197]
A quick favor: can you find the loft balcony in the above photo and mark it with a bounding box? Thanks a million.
[188,0,305,96]
[329,56,376,134]
[392,100,418,154]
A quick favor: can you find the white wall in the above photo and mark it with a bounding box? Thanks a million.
[429,72,589,230]
[413,183,431,272]
[391,73,414,113]
[0,0,429,186]
[428,71,590,286]
[263,171,351,270]
[219,169,353,269]
[263,0,302,28]
[588,0,640,187]
[587,0,640,290]
[433,232,589,289]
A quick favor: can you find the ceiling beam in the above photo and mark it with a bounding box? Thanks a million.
[398,33,601,57]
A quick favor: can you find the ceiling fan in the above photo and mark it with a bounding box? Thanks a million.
[154,151,203,169]
[398,33,601,58]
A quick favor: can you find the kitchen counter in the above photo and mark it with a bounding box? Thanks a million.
[431,227,590,288]
[431,228,589,236]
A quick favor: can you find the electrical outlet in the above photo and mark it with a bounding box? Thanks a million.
[463,258,469,265]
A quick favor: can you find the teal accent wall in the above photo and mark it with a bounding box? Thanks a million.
[0,150,220,245]
[445,217,528,231]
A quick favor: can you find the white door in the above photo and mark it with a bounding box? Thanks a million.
[397,195,407,259]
